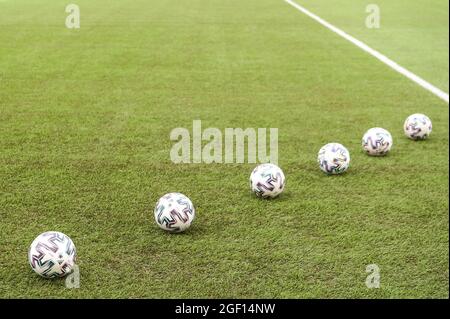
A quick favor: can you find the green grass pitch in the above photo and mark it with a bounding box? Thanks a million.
[0,0,448,298]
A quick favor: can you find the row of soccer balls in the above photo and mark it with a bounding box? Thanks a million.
[318,112,432,174]
[28,113,432,278]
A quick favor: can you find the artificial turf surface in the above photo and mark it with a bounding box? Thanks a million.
[0,0,448,298]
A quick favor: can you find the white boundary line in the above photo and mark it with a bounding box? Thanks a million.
[284,0,449,104]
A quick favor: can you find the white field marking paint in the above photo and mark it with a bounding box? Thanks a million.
[284,0,449,104]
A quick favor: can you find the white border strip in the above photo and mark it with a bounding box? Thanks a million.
[285,0,449,104]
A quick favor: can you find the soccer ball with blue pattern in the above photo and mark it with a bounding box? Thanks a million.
[154,193,195,233]
[28,231,77,278]
[318,143,350,175]
[362,127,393,156]
[250,163,286,198]
[404,113,432,140]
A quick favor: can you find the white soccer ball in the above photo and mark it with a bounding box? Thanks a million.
[154,193,195,233]
[404,113,432,140]
[28,231,77,278]
[250,163,286,198]
[362,127,393,156]
[318,143,350,175]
